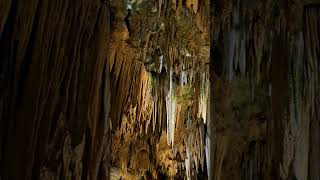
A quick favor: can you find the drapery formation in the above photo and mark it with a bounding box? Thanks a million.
[304,5,320,180]
[0,0,111,179]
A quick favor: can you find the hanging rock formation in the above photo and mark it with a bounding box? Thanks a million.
[210,1,320,180]
[0,0,111,179]
[109,0,209,178]
[1,0,319,179]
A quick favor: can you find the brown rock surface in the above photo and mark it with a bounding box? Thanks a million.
[1,0,319,180]
[210,1,320,180]
[109,0,209,178]
[0,0,111,179]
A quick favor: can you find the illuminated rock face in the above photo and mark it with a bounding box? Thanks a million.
[109,0,210,178]
[110,0,319,179]
[1,0,319,179]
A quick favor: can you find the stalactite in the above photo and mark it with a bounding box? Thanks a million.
[205,132,211,180]
[180,66,188,86]
[199,124,205,170]
[159,55,164,73]
[166,68,177,146]
[153,100,157,133]
[198,71,210,124]
[239,33,246,75]
[159,0,163,17]
[224,30,236,81]
[185,141,191,180]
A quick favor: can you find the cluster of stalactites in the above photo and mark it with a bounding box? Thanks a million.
[184,114,206,180]
[223,2,247,82]
[224,30,247,82]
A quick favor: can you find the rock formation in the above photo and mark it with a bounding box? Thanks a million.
[0,0,319,180]
[109,0,209,178]
[0,0,111,179]
[210,1,320,180]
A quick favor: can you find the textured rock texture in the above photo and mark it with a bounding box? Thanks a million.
[210,1,320,180]
[0,0,111,179]
[0,0,319,179]
[109,0,209,179]
[109,0,319,179]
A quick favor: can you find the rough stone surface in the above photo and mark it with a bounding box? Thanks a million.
[1,0,319,180]
[109,0,209,178]
[210,1,320,180]
[0,0,111,179]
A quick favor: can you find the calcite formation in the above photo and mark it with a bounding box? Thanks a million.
[210,1,320,180]
[109,0,209,178]
[0,0,319,180]
[0,0,111,179]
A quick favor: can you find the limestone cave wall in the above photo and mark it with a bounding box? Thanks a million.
[108,0,210,179]
[210,1,320,180]
[0,0,111,179]
[0,0,319,180]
